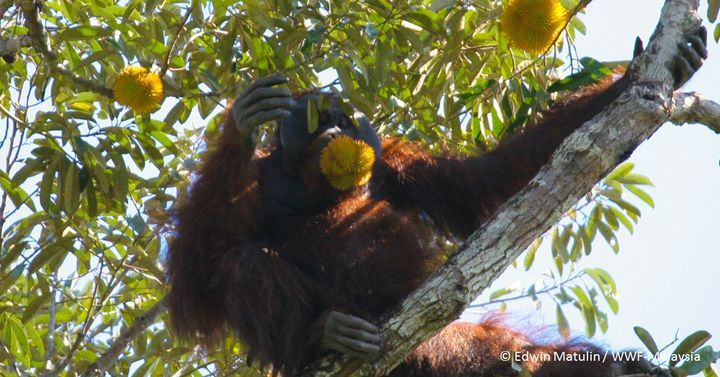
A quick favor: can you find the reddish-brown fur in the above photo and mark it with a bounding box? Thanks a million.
[167,72,641,376]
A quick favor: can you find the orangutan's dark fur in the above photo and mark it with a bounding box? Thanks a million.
[167,73,642,376]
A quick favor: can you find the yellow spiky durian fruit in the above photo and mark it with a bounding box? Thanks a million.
[319,136,376,191]
[113,66,164,113]
[500,0,569,55]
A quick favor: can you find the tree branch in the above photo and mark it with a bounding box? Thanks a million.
[18,0,55,61]
[301,0,705,375]
[18,0,115,98]
[79,297,166,377]
[670,92,720,133]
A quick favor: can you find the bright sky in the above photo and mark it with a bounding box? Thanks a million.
[470,0,720,358]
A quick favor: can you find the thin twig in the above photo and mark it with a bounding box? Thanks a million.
[159,2,195,78]
[466,272,587,310]
[80,297,167,377]
[44,275,57,370]
[0,101,27,125]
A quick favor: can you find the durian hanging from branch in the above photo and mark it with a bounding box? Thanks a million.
[500,0,569,54]
[113,65,165,113]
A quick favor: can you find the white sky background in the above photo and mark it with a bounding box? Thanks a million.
[469,0,720,356]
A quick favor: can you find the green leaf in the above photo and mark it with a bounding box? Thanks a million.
[459,79,497,102]
[672,331,712,367]
[624,184,655,208]
[582,305,596,337]
[139,139,163,168]
[307,97,319,134]
[715,24,720,43]
[6,315,29,365]
[604,162,634,182]
[150,131,178,154]
[129,138,147,169]
[609,206,635,233]
[122,1,141,21]
[148,40,169,55]
[553,255,563,275]
[552,227,571,262]
[523,238,542,270]
[569,233,583,261]
[11,158,42,184]
[84,179,98,218]
[580,225,593,254]
[489,287,517,300]
[616,173,653,186]
[584,268,619,314]
[201,69,222,91]
[247,34,269,71]
[59,26,112,41]
[127,214,147,235]
[25,325,44,360]
[40,155,62,212]
[0,171,34,211]
[570,286,593,308]
[79,139,108,169]
[109,151,129,201]
[76,349,98,363]
[366,0,392,12]
[709,0,720,22]
[570,16,586,35]
[595,309,608,333]
[22,296,46,323]
[170,55,185,69]
[2,314,13,346]
[678,345,720,374]
[62,163,80,215]
[89,163,110,195]
[29,245,62,274]
[338,99,360,129]
[548,71,596,93]
[609,196,641,219]
[75,49,116,70]
[601,205,620,230]
[318,94,331,113]
[164,100,190,126]
[556,304,570,338]
[596,221,619,253]
[405,9,442,33]
[548,58,612,93]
